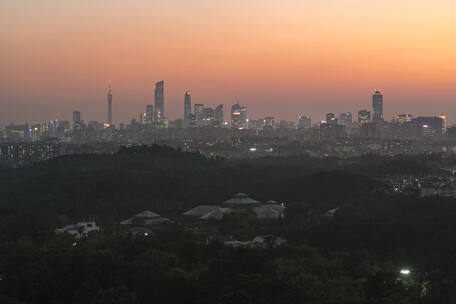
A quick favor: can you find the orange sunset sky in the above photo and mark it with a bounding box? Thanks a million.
[1,0,456,125]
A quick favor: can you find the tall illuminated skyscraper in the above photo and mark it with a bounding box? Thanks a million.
[372,90,383,122]
[154,80,164,120]
[184,91,191,128]
[107,82,112,125]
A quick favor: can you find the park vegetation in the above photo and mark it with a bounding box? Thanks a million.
[0,145,455,303]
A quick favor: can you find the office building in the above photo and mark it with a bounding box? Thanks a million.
[194,104,204,127]
[231,103,242,129]
[358,110,370,125]
[154,81,164,120]
[439,115,447,133]
[326,113,338,125]
[107,82,112,125]
[339,112,352,126]
[394,114,413,125]
[298,115,311,129]
[184,91,191,128]
[140,112,147,124]
[215,104,223,126]
[73,111,82,130]
[203,107,215,125]
[145,105,154,124]
[372,90,383,122]
[72,111,83,142]
[59,121,70,131]
[264,117,275,128]
[240,106,248,128]
[415,116,446,136]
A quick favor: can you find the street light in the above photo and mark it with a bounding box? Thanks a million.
[400,269,411,275]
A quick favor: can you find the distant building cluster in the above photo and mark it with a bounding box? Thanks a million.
[2,85,456,164]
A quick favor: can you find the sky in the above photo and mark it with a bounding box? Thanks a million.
[1,0,456,126]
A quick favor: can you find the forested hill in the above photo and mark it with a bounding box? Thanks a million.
[0,145,377,234]
[2,146,456,303]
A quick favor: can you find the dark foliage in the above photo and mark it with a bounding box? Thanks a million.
[0,145,454,303]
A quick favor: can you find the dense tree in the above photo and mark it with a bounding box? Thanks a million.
[0,145,454,303]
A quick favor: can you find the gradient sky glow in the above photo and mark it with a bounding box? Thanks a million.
[1,0,456,125]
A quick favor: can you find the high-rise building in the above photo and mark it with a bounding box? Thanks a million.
[140,112,147,124]
[73,111,82,130]
[240,106,248,128]
[326,113,338,125]
[194,104,204,127]
[394,114,413,125]
[184,91,191,128]
[231,103,242,129]
[415,116,446,136]
[72,111,83,142]
[59,120,70,131]
[439,115,447,133]
[146,105,154,124]
[358,110,370,125]
[339,112,352,126]
[264,117,275,128]
[215,104,223,126]
[203,107,215,125]
[154,81,164,121]
[107,82,112,125]
[298,115,311,129]
[372,90,383,122]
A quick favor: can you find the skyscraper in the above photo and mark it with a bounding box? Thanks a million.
[194,104,204,127]
[372,90,383,122]
[358,110,371,125]
[72,111,82,142]
[215,104,223,126]
[326,113,338,125]
[107,82,112,125]
[439,115,447,133]
[140,112,147,124]
[394,114,413,124]
[154,81,164,121]
[203,107,215,125]
[146,105,154,124]
[298,115,311,129]
[184,91,191,128]
[264,117,275,128]
[339,112,352,126]
[73,111,81,130]
[231,103,242,129]
[240,106,248,128]
[415,116,446,136]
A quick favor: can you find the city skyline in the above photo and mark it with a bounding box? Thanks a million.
[0,84,452,127]
[1,1,456,125]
